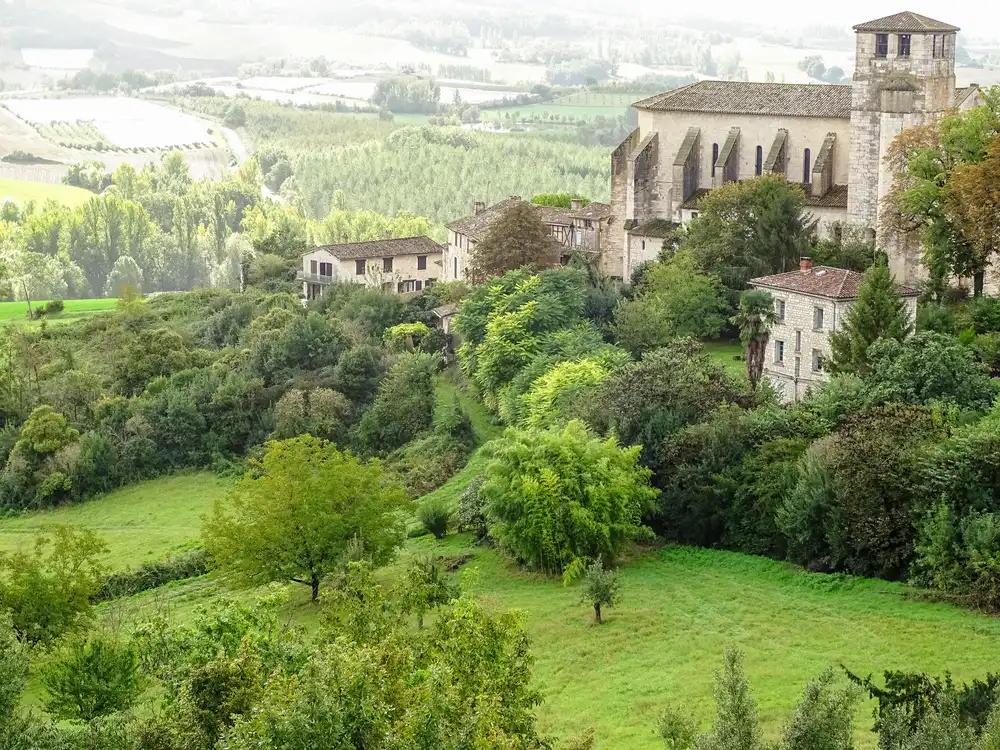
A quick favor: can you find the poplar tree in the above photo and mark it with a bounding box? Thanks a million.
[828,262,912,376]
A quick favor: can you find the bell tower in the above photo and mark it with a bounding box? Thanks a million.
[846,11,959,281]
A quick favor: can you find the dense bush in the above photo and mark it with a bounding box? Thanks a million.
[417,498,453,539]
[353,353,440,456]
[386,433,470,497]
[91,548,210,603]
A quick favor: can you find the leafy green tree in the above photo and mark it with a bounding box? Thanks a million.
[0,526,107,644]
[863,332,996,412]
[682,175,815,289]
[828,262,913,376]
[468,202,563,283]
[731,290,779,391]
[520,358,612,429]
[579,558,622,625]
[204,436,409,600]
[417,498,453,539]
[0,611,28,722]
[42,634,145,722]
[480,420,657,577]
[694,649,764,750]
[613,253,729,355]
[396,556,459,628]
[781,669,861,750]
[354,353,438,456]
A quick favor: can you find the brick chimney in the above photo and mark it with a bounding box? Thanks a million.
[473,201,486,215]
[800,257,813,273]
[570,198,582,211]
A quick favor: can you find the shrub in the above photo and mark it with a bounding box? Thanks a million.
[457,477,488,543]
[44,299,65,316]
[579,559,622,624]
[781,669,861,750]
[91,549,210,603]
[42,634,145,722]
[387,434,469,497]
[417,498,452,539]
[354,353,439,456]
[659,705,697,749]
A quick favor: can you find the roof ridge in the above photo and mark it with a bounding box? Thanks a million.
[315,235,436,250]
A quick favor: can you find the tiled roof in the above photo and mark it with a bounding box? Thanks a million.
[630,219,679,238]
[853,11,959,33]
[569,201,612,220]
[448,198,609,241]
[634,81,852,119]
[447,197,524,240]
[750,266,920,299]
[311,236,443,261]
[804,184,849,208]
[955,85,979,107]
[433,303,459,318]
[679,188,711,211]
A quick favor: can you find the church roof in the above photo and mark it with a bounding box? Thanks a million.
[679,184,849,211]
[634,81,852,119]
[751,266,920,299]
[853,11,959,33]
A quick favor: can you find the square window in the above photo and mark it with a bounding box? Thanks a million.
[417,255,427,270]
[775,340,785,363]
[355,259,365,276]
[777,299,786,321]
[813,307,825,330]
[875,34,889,58]
[319,262,332,277]
[812,349,825,373]
[899,34,911,57]
[383,257,393,273]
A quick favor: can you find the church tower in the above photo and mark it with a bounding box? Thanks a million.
[846,11,959,282]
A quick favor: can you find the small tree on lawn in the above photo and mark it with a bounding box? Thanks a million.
[695,648,764,750]
[828,261,912,376]
[468,202,562,283]
[732,290,779,391]
[580,559,622,625]
[203,436,410,601]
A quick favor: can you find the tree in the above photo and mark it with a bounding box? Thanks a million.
[828,262,913,376]
[42,634,145,722]
[694,649,764,750]
[731,290,779,391]
[0,526,107,644]
[480,420,658,577]
[781,669,861,750]
[203,436,410,600]
[580,558,622,625]
[468,202,562,283]
[681,175,815,289]
[396,556,458,628]
[353,353,438,456]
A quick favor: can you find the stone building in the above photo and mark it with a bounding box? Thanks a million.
[608,11,981,284]
[299,236,443,300]
[444,197,612,282]
[750,258,919,402]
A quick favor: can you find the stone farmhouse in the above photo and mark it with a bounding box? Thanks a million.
[299,236,443,300]
[443,197,613,282]
[607,11,981,284]
[750,258,919,402]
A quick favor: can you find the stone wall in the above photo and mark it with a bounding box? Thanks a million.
[606,129,640,279]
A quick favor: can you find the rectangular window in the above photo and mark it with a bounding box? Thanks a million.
[899,34,911,57]
[812,349,825,373]
[319,262,332,277]
[585,220,593,230]
[813,306,825,330]
[795,330,802,353]
[755,145,763,177]
[383,257,393,273]
[310,259,317,274]
[711,143,719,178]
[777,299,786,321]
[774,340,785,364]
[803,148,812,184]
[574,228,583,247]
[875,34,889,58]
[415,280,423,291]
[355,259,365,276]
[453,257,458,279]
[417,255,427,270]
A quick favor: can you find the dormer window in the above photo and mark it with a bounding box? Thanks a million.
[875,34,889,58]
[898,34,911,57]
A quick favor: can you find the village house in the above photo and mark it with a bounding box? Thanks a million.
[607,11,981,284]
[299,236,444,300]
[443,197,613,282]
[750,258,919,403]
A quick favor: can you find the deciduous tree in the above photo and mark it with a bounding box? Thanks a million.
[468,202,562,283]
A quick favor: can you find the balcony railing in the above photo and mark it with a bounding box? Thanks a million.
[298,271,335,284]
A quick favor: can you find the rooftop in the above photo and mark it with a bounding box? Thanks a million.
[634,81,853,119]
[310,235,444,261]
[853,11,959,33]
[679,184,849,211]
[630,218,680,238]
[448,198,611,241]
[750,265,920,299]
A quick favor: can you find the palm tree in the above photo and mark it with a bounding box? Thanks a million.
[731,290,779,391]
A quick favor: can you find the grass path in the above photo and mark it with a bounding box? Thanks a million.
[0,473,231,570]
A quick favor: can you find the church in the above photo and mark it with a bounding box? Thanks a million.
[606,11,982,285]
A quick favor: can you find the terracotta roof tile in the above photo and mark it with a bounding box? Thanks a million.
[446,197,524,240]
[447,198,609,241]
[750,266,920,299]
[634,81,852,119]
[853,12,959,32]
[311,236,443,261]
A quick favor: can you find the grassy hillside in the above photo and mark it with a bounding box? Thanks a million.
[0,298,118,325]
[0,179,93,208]
[0,472,231,570]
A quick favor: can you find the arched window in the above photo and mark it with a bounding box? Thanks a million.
[755,145,763,176]
[711,143,719,178]
[803,148,812,184]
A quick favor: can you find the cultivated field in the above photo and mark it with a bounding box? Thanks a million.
[0,178,93,208]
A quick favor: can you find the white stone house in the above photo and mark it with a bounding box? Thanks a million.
[750,259,919,403]
[607,11,981,285]
[443,197,613,282]
[300,236,444,300]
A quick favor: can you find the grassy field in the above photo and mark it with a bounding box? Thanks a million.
[0,298,118,326]
[0,473,231,570]
[703,339,747,377]
[0,179,94,208]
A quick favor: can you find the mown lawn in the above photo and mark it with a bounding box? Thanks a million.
[703,339,747,378]
[0,298,118,325]
[0,179,93,208]
[0,472,231,570]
